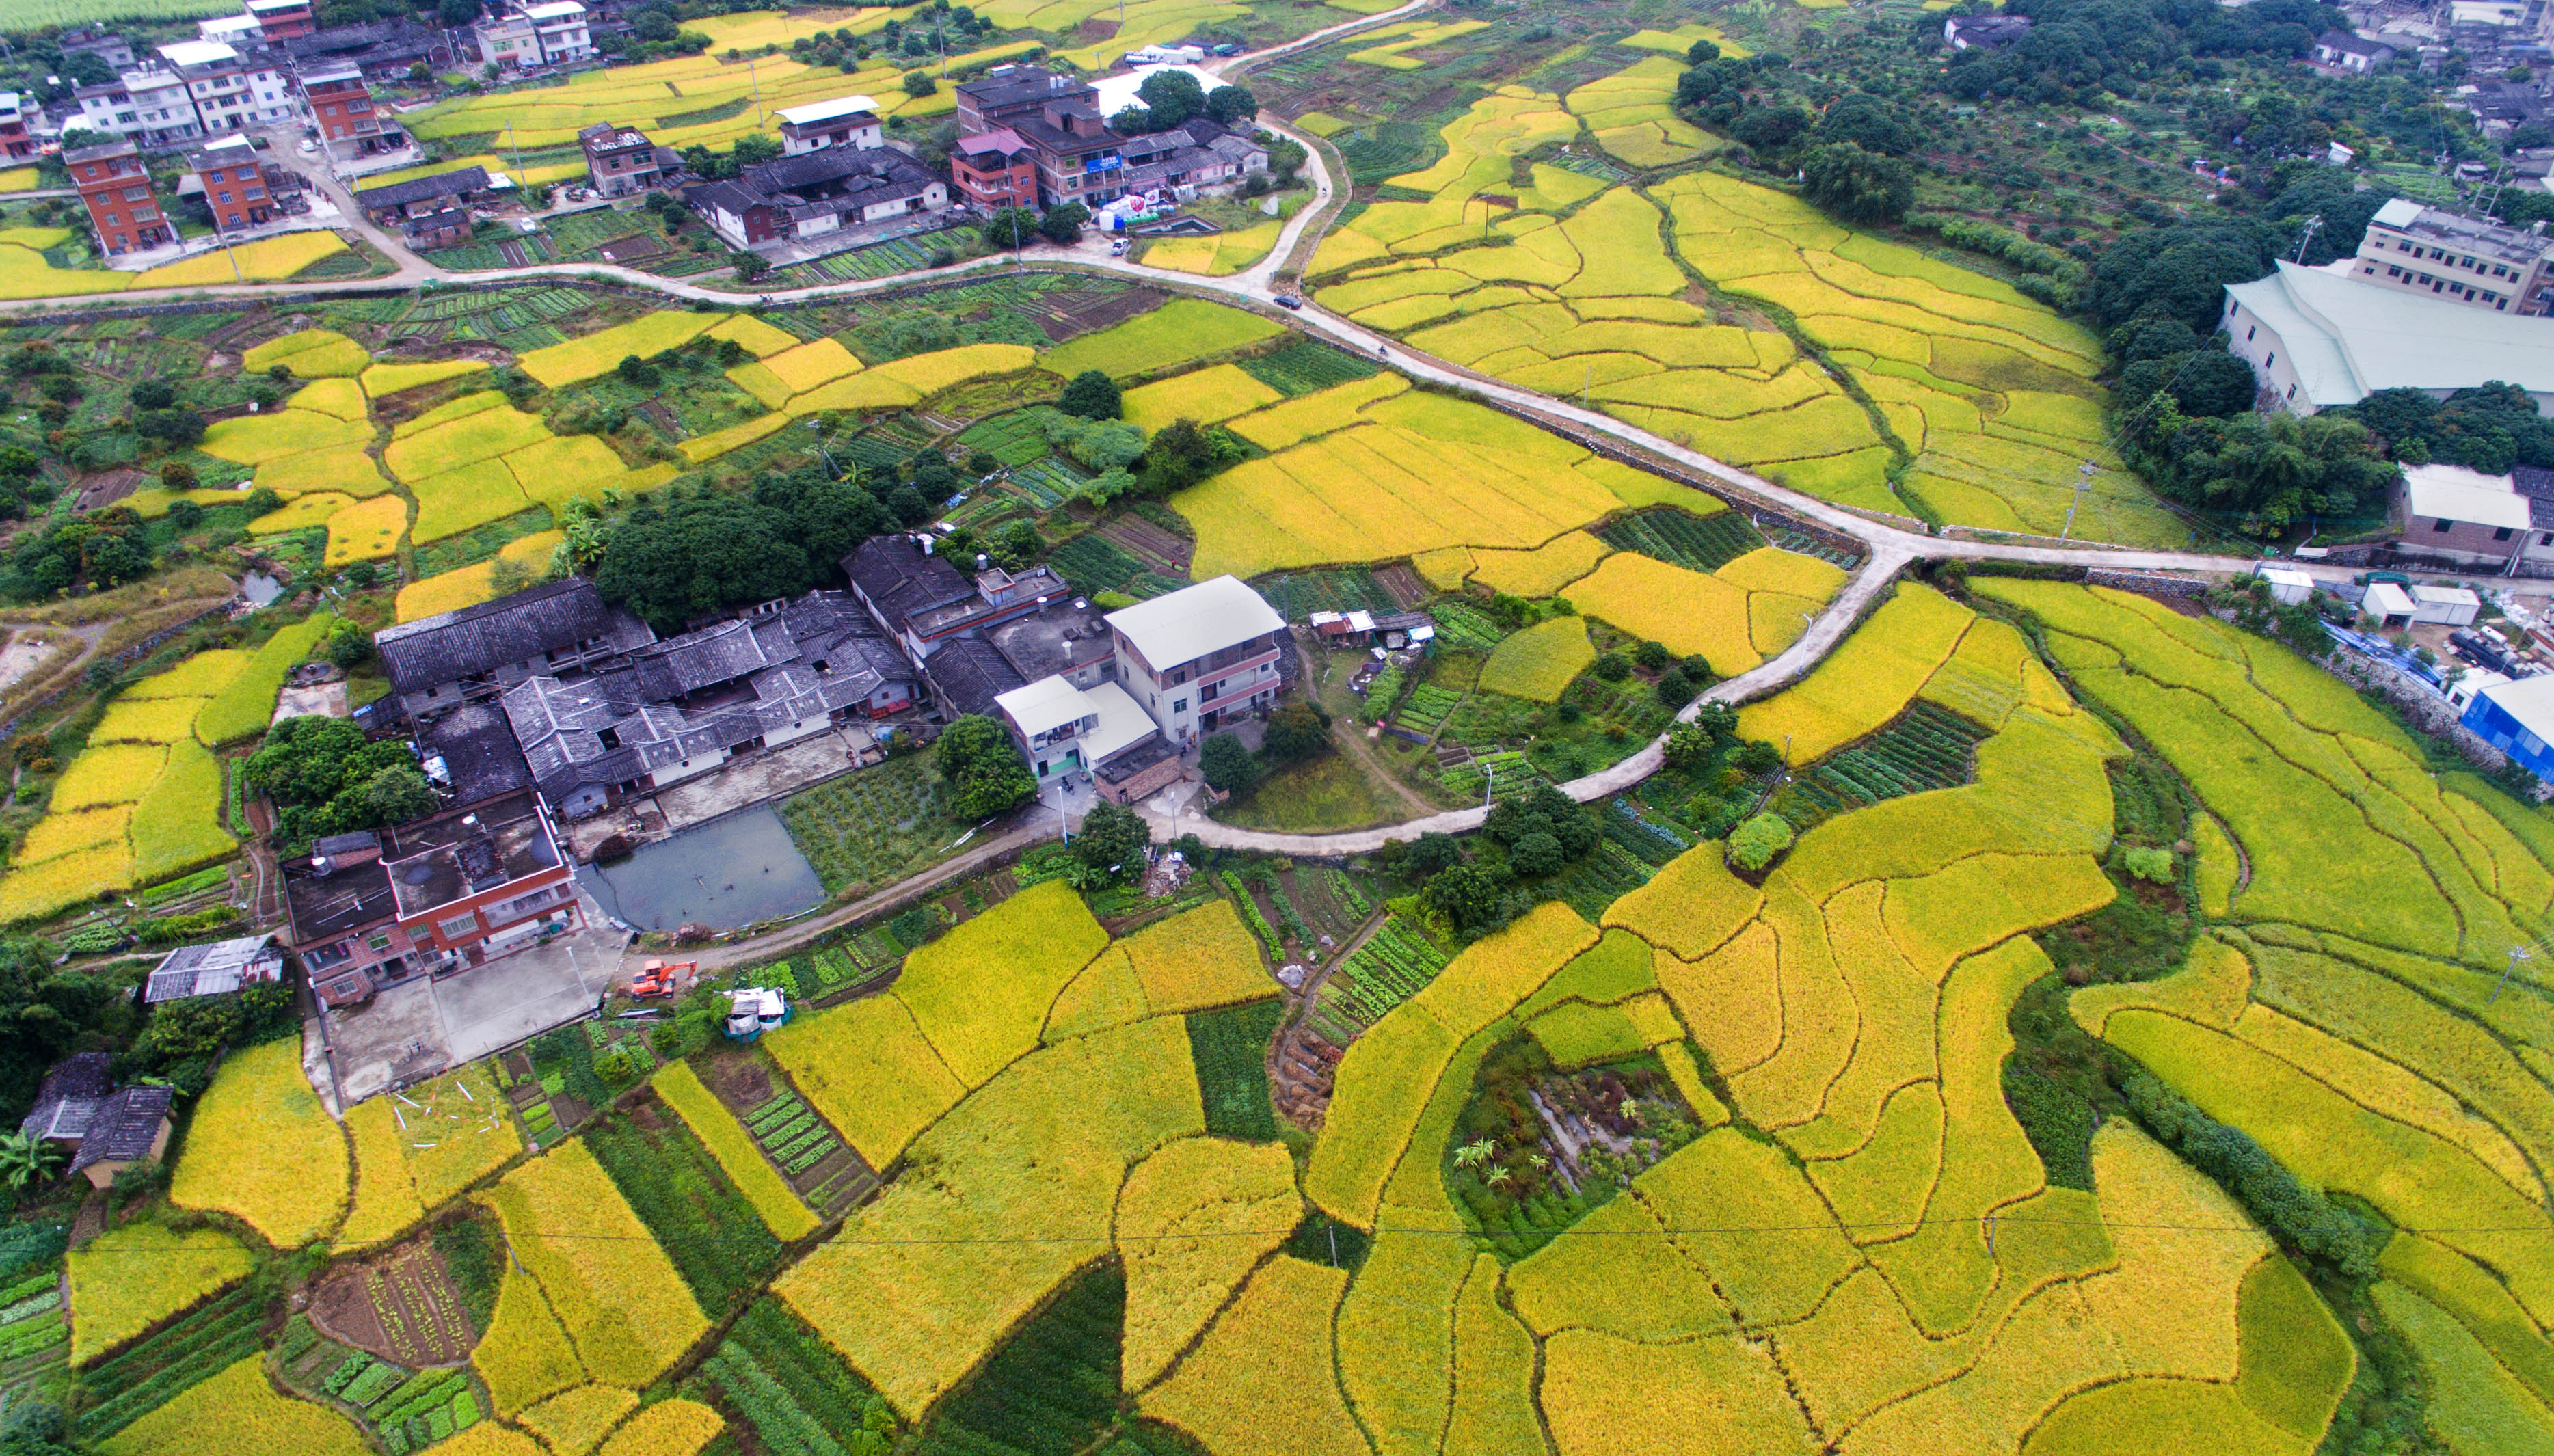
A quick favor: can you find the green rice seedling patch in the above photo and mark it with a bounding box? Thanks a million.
[1773,700,1991,830]
[71,1275,260,1440]
[693,1297,887,1455]
[1239,341,1381,396]
[1038,297,1283,380]
[1254,567,1403,618]
[583,1103,785,1314]
[1480,615,1594,703]
[1049,532,1147,594]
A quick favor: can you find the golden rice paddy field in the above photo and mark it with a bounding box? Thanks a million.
[1304,72,2189,548]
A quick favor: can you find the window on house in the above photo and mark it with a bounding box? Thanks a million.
[1172,699,1188,714]
[2246,325,2255,340]
[2435,518,2454,532]
[438,912,481,939]
[2498,527,2516,541]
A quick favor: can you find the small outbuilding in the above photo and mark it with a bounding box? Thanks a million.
[2257,565,2315,605]
[2408,584,2483,626]
[143,932,284,1004]
[2364,580,2419,627]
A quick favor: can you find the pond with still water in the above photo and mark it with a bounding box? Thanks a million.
[576,807,825,930]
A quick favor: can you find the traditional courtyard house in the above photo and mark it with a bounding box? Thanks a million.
[375,577,656,723]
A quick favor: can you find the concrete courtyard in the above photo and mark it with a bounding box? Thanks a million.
[306,887,628,1109]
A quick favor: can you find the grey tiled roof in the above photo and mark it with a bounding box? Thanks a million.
[375,579,653,694]
[70,1086,170,1173]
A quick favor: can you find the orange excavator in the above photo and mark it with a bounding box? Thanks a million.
[629,960,696,1000]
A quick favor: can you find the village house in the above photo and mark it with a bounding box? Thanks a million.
[20,1055,175,1189]
[844,535,1075,661]
[578,121,671,197]
[375,578,658,724]
[1105,574,1287,744]
[498,592,916,819]
[2313,29,2397,70]
[0,94,31,161]
[142,932,284,1003]
[686,146,947,252]
[353,164,492,249]
[775,94,882,155]
[282,792,580,1006]
[948,129,1040,212]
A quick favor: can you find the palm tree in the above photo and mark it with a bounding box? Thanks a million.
[0,1133,63,1194]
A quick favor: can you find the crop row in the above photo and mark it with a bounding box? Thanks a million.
[1442,751,1545,800]
[1241,342,1383,396]
[1604,799,1691,865]
[1220,872,1287,953]
[1429,599,1507,653]
[75,1286,264,1441]
[1326,917,1452,1029]
[1398,684,1462,731]
[1552,841,1658,924]
[1596,506,1762,574]
[1326,868,1375,921]
[584,1110,784,1316]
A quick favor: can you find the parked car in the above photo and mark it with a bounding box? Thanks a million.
[296,137,317,154]
[1274,293,1302,310]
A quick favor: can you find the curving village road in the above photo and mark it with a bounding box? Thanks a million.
[0,11,2378,881]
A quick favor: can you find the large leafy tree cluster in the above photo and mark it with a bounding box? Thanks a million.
[1108,71,1258,133]
[593,468,895,630]
[1800,143,1916,225]
[2084,221,2281,332]
[2120,396,2397,537]
[0,938,123,1124]
[935,714,1037,818]
[241,716,435,848]
[1941,0,2339,106]
[2337,383,2554,475]
[3,506,152,602]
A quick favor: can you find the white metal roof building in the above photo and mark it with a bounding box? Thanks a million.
[1105,576,1287,744]
[2402,463,2536,530]
[994,673,1094,742]
[777,95,880,127]
[1105,576,1284,673]
[2223,260,2554,416]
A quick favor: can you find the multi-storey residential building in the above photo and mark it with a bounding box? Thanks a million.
[0,94,30,160]
[303,62,403,163]
[283,792,582,1006]
[984,576,1283,805]
[246,0,316,40]
[949,129,1038,211]
[66,139,169,254]
[1015,97,1126,209]
[524,1,593,62]
[197,14,261,46]
[77,65,204,149]
[2348,198,2554,316]
[1103,575,1285,744]
[954,64,1096,134]
[188,139,273,231]
[776,95,881,154]
[577,121,666,196]
[476,0,591,68]
[158,40,294,135]
[472,10,539,68]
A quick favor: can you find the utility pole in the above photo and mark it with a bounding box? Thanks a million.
[2293,212,2322,264]
[2492,943,2533,1003]
[2060,459,2096,541]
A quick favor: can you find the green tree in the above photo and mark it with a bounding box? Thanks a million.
[1199,733,1263,794]
[1074,800,1151,883]
[1038,202,1090,245]
[1728,812,1794,871]
[979,206,1039,250]
[1800,142,1915,225]
[1205,83,1258,126]
[1057,370,1123,420]
[935,715,1036,818]
[1261,701,1330,764]
[0,1132,62,1195]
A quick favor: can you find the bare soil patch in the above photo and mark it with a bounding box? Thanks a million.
[308,1237,477,1366]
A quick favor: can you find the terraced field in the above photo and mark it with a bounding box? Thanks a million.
[1303,74,2188,547]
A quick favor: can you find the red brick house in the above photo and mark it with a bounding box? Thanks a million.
[66,139,168,255]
